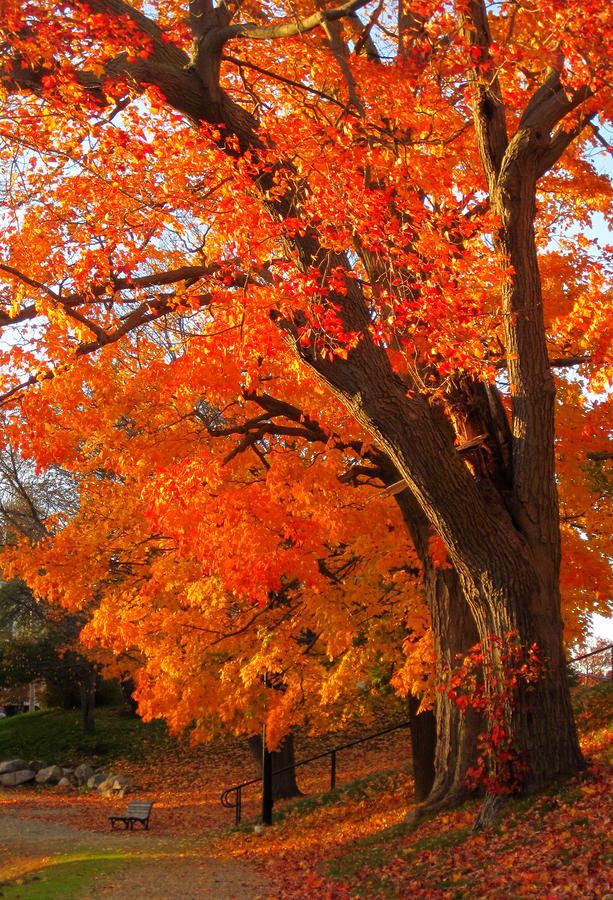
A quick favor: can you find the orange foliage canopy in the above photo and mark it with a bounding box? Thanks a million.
[0,0,611,749]
[7,356,434,747]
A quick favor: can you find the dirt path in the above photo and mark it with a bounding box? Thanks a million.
[0,802,271,899]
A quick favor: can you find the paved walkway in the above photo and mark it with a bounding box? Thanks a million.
[0,801,269,898]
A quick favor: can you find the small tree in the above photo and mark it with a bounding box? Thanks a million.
[0,448,100,731]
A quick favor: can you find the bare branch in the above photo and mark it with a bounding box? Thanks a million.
[221,54,346,108]
[0,263,219,329]
[0,263,60,306]
[537,112,596,178]
[222,0,371,42]
[495,354,590,370]
[548,355,591,369]
[348,8,382,61]
[586,451,613,462]
[520,70,592,134]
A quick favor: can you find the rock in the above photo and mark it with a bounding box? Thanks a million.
[74,764,94,785]
[0,759,28,775]
[98,774,128,798]
[103,785,127,798]
[61,767,75,776]
[87,772,107,789]
[1,769,35,787]
[35,765,63,785]
[57,777,73,788]
[28,760,47,773]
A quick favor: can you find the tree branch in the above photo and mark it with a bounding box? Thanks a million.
[221,0,371,42]
[462,0,508,182]
[0,263,220,329]
[221,54,346,108]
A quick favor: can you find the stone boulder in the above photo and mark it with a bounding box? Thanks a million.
[98,774,128,797]
[57,777,74,789]
[1,769,35,787]
[0,759,28,775]
[28,759,47,773]
[86,772,107,789]
[35,764,63,785]
[74,764,94,785]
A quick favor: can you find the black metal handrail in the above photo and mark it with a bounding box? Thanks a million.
[571,643,613,663]
[570,643,613,683]
[221,719,411,825]
[221,643,613,825]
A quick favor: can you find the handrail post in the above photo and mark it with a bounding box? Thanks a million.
[262,725,273,826]
[221,718,414,822]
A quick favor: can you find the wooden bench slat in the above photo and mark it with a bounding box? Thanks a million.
[109,800,154,830]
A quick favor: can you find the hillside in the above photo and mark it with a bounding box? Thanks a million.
[0,685,611,898]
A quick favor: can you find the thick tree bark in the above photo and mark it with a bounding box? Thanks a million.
[420,569,481,808]
[394,487,481,809]
[457,2,584,792]
[374,389,582,793]
[248,732,302,801]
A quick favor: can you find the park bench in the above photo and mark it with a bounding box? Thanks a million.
[109,800,154,831]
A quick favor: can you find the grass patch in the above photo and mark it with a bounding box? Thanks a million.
[0,852,140,899]
[0,707,170,766]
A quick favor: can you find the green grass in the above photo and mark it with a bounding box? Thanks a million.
[0,852,140,899]
[0,707,170,766]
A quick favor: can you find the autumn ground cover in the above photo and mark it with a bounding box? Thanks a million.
[0,704,410,896]
[218,682,613,898]
[0,684,610,898]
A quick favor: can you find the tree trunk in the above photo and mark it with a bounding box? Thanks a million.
[248,732,302,801]
[407,695,436,803]
[120,675,139,716]
[325,365,583,794]
[79,664,97,734]
[424,565,482,808]
[394,487,481,809]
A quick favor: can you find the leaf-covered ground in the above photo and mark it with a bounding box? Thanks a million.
[218,682,613,898]
[0,685,611,898]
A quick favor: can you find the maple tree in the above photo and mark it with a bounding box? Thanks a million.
[0,0,611,812]
[5,379,431,769]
